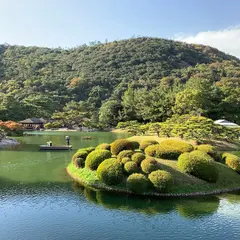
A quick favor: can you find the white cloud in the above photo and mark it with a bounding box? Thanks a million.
[175,26,240,58]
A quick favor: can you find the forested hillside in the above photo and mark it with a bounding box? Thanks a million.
[0,37,239,126]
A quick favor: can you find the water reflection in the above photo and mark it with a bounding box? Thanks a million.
[72,181,222,219]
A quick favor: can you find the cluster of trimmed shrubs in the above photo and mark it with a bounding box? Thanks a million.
[72,139,173,193]
[72,138,240,194]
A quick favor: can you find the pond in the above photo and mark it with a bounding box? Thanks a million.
[0,132,240,240]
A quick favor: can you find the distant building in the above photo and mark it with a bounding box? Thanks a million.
[214,119,239,128]
[19,118,45,130]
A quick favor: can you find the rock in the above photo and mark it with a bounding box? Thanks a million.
[0,138,20,148]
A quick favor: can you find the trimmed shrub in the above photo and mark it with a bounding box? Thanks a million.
[145,145,160,157]
[96,143,111,151]
[130,141,140,150]
[74,158,85,168]
[84,147,95,153]
[195,144,221,162]
[131,152,146,165]
[157,139,194,159]
[124,161,139,175]
[148,170,173,192]
[140,140,159,151]
[72,150,88,162]
[178,150,219,182]
[117,150,134,162]
[141,158,161,174]
[85,150,112,170]
[127,173,149,193]
[122,157,132,164]
[111,139,134,156]
[97,158,124,185]
[222,153,240,173]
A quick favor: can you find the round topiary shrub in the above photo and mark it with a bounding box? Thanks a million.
[141,157,161,174]
[130,141,140,150]
[127,173,149,193]
[157,139,194,159]
[85,150,112,170]
[148,170,173,192]
[178,150,219,182]
[74,157,85,168]
[222,153,240,173]
[145,145,160,157]
[83,147,95,153]
[195,144,221,162]
[124,161,139,175]
[117,150,134,162]
[131,152,146,165]
[111,139,134,156]
[140,140,159,151]
[72,150,88,162]
[96,143,111,151]
[121,157,132,164]
[97,158,124,185]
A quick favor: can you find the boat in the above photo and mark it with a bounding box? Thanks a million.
[39,145,72,150]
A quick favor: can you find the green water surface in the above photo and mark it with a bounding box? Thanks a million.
[0,132,239,240]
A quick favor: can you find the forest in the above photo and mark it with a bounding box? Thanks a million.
[0,37,239,127]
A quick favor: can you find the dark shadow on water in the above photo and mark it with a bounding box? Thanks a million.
[72,181,222,219]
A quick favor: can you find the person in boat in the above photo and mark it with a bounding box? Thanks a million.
[65,136,70,146]
[47,141,52,146]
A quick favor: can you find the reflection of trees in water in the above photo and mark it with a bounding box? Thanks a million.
[220,191,240,204]
[72,181,220,218]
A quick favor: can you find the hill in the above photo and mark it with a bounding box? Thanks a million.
[0,37,239,125]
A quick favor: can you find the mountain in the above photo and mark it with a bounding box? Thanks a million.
[0,37,239,125]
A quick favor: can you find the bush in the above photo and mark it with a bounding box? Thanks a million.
[97,158,124,185]
[222,153,240,173]
[124,161,139,175]
[96,143,111,151]
[74,158,85,168]
[157,139,194,159]
[145,145,160,157]
[178,150,219,182]
[111,139,134,156]
[72,150,88,162]
[122,157,132,164]
[140,140,159,151]
[148,170,173,192]
[85,150,112,170]
[195,144,221,162]
[141,158,161,174]
[130,141,140,150]
[84,147,95,153]
[131,152,146,165]
[127,173,149,193]
[117,150,134,162]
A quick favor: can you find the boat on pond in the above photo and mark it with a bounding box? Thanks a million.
[39,145,72,150]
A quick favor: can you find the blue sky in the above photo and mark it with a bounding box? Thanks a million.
[0,0,240,56]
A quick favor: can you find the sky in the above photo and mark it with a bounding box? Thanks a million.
[0,0,240,57]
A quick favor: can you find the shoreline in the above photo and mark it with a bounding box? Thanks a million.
[0,138,19,148]
[66,165,240,198]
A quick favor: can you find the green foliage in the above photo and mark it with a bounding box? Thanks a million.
[124,161,139,175]
[96,143,111,151]
[178,150,219,182]
[117,150,134,162]
[140,140,159,151]
[85,150,112,170]
[111,139,134,156]
[126,173,149,193]
[222,153,240,173]
[131,152,146,165]
[97,158,124,185]
[72,150,88,162]
[121,157,132,164]
[195,144,221,162]
[157,139,193,159]
[141,158,161,174]
[148,170,173,192]
[74,158,85,168]
[144,145,160,157]
[130,141,140,150]
[83,147,95,153]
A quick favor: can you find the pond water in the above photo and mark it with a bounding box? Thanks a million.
[0,132,240,240]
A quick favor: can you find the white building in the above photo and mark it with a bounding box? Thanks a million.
[214,119,239,128]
